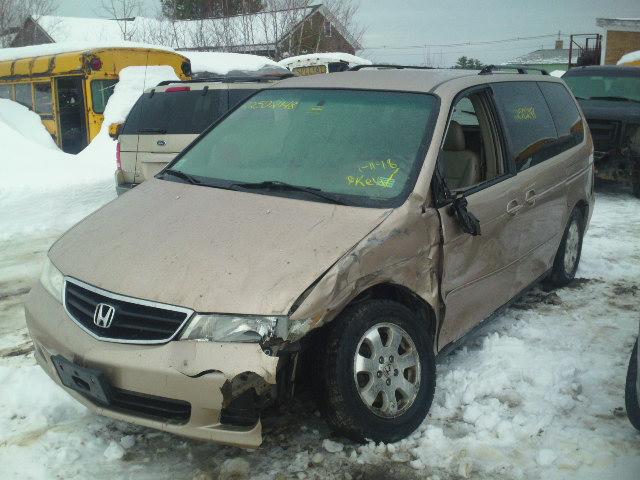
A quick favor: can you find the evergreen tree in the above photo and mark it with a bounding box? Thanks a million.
[161,0,263,20]
[453,56,484,69]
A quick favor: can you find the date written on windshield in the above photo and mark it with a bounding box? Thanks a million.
[347,159,400,188]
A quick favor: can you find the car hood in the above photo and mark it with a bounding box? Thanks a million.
[578,99,640,123]
[49,179,392,315]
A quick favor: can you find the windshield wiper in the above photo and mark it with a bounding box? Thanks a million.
[588,96,640,103]
[231,180,346,205]
[162,169,201,185]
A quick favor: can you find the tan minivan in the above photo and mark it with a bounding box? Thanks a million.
[26,67,594,448]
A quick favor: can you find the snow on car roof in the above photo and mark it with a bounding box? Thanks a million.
[618,50,640,65]
[279,52,372,68]
[0,41,176,63]
[177,51,287,75]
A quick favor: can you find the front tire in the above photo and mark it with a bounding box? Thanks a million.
[626,339,640,431]
[319,300,436,443]
[547,208,584,287]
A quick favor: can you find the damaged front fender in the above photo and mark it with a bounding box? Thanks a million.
[288,193,443,340]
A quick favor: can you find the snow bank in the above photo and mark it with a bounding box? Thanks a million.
[0,65,178,241]
[279,52,372,69]
[0,99,58,150]
[617,50,640,65]
[0,41,176,62]
[179,51,288,76]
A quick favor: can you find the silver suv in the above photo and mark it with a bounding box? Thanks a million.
[113,76,286,195]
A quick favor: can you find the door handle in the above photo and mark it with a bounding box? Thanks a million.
[525,189,537,205]
[506,199,523,215]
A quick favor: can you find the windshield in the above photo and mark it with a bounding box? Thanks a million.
[563,72,640,102]
[168,88,438,207]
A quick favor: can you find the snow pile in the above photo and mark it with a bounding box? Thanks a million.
[279,52,372,69]
[0,100,58,150]
[617,50,640,65]
[0,41,176,62]
[0,65,178,241]
[179,51,289,76]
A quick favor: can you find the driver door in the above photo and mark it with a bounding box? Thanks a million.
[436,88,522,349]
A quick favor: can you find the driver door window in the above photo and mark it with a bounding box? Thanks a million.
[441,91,505,191]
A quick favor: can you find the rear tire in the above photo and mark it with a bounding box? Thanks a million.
[319,300,436,443]
[546,208,584,287]
[626,339,640,432]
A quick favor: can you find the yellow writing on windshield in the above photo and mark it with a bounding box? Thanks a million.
[347,167,400,189]
[358,158,398,173]
[514,106,536,121]
[245,100,299,110]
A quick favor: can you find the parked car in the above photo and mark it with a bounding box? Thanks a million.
[112,75,286,195]
[562,66,640,197]
[26,67,594,448]
[627,325,640,431]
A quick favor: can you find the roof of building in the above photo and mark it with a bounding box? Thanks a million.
[596,18,640,30]
[505,48,570,66]
[23,4,360,52]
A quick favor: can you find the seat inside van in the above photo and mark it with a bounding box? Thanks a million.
[442,121,480,189]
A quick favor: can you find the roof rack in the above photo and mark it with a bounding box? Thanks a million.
[478,65,549,75]
[156,73,294,86]
[348,64,436,71]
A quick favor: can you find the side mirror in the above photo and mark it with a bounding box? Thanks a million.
[450,195,481,236]
[108,122,123,140]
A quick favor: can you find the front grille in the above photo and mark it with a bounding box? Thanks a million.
[64,279,192,343]
[587,120,620,153]
[109,388,191,424]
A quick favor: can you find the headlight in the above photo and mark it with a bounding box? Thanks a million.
[179,314,289,343]
[40,257,64,304]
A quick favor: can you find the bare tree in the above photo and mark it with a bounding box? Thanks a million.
[99,0,142,41]
[0,0,58,47]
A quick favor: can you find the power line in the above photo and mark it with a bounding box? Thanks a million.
[362,33,568,51]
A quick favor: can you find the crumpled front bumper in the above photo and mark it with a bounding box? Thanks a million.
[24,282,279,448]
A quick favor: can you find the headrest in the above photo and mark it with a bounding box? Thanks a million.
[444,121,466,151]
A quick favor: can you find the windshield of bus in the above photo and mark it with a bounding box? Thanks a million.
[167,88,438,207]
[563,70,640,103]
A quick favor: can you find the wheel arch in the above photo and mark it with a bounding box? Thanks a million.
[345,282,438,348]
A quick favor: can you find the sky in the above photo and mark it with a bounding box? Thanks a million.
[55,0,640,66]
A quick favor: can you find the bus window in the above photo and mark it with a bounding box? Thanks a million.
[0,84,12,99]
[34,82,52,115]
[15,83,32,108]
[91,79,118,114]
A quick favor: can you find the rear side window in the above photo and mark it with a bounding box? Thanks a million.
[122,89,225,135]
[538,82,584,151]
[492,82,558,172]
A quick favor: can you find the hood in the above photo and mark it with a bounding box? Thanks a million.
[578,98,640,123]
[50,179,391,315]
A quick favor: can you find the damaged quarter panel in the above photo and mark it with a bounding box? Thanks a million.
[289,191,443,341]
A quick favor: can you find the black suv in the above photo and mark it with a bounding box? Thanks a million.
[563,66,640,197]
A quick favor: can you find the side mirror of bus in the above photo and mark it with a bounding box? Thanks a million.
[109,122,123,140]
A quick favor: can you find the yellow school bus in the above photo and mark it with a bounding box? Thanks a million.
[0,47,191,153]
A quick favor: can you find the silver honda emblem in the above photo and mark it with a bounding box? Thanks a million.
[93,303,115,328]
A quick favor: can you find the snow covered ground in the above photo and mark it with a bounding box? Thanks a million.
[1,187,639,479]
